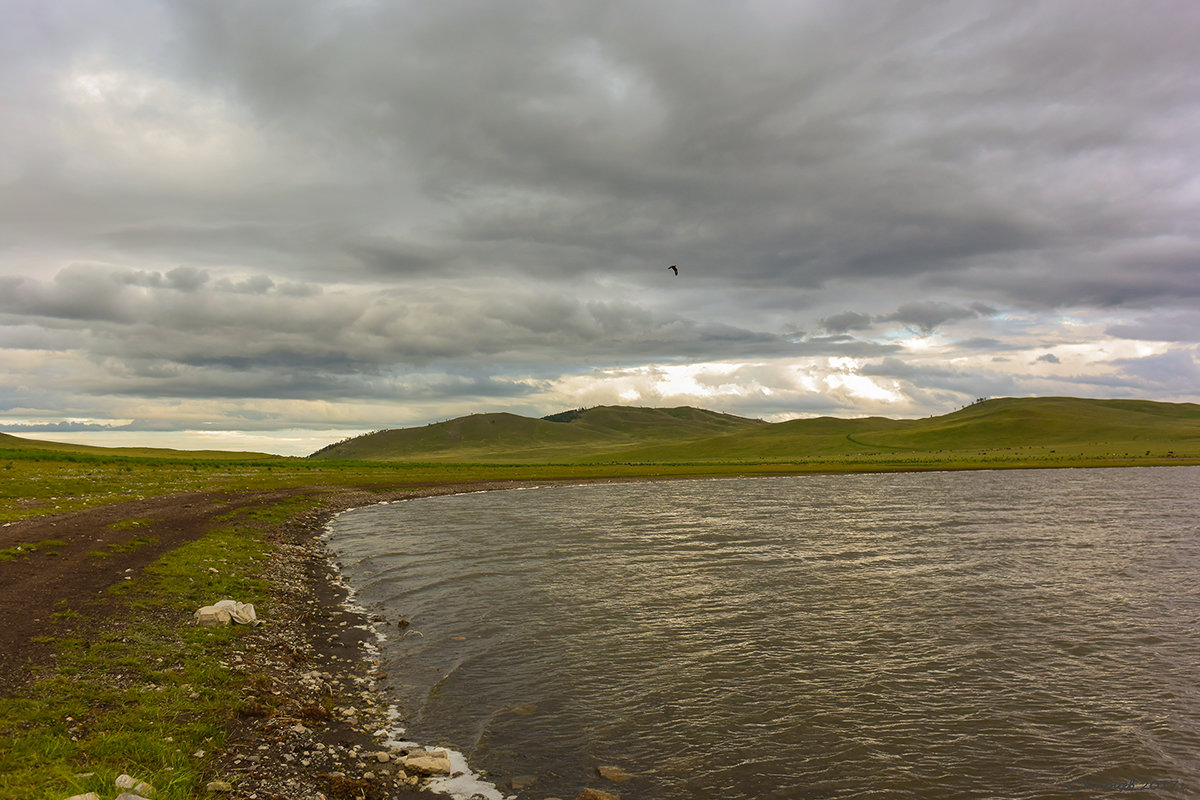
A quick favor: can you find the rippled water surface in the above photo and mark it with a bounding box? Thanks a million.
[329,468,1200,799]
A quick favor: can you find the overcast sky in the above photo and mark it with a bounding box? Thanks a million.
[2,1,1199,455]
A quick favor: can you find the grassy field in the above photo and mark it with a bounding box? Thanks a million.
[4,397,1200,524]
[0,498,296,800]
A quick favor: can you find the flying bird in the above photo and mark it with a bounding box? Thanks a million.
[668,265,678,276]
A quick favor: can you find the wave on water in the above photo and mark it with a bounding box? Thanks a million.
[325,468,1200,800]
[323,517,510,800]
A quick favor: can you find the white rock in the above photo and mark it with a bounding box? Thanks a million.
[375,751,390,763]
[194,605,232,627]
[402,754,452,776]
[64,793,101,800]
[114,775,154,796]
[193,599,258,626]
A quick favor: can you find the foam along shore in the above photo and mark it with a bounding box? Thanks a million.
[324,505,510,800]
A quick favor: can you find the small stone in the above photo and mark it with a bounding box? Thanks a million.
[115,775,155,797]
[375,752,390,763]
[64,794,101,800]
[206,781,233,792]
[402,754,452,776]
[193,749,206,758]
[597,766,635,782]
[576,790,620,800]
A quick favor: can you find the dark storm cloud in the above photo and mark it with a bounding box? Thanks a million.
[3,0,1200,435]
[137,1,1200,299]
[1,265,798,398]
[819,312,874,334]
[877,301,980,333]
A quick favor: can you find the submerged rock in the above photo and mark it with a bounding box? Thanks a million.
[577,789,620,800]
[401,753,452,776]
[597,765,635,782]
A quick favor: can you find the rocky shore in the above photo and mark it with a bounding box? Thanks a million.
[177,493,458,800]
[4,481,638,800]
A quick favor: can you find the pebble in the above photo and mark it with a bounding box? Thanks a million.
[597,765,636,782]
[115,774,155,797]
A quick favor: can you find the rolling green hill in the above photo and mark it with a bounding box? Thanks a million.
[0,431,272,461]
[309,397,1200,464]
[309,406,765,461]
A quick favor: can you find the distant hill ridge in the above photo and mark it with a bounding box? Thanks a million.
[309,397,1200,463]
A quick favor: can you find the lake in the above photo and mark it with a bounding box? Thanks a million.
[327,467,1200,799]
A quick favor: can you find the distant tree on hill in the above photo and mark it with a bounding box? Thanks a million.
[542,408,589,423]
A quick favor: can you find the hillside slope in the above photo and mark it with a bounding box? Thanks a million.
[0,431,272,460]
[310,406,765,461]
[310,397,1200,463]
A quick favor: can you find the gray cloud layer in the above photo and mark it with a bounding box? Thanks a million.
[2,1,1199,444]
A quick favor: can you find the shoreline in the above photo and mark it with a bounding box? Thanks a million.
[204,480,569,800]
[0,480,576,800]
[211,477,650,800]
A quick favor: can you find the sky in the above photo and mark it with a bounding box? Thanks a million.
[2,1,1199,456]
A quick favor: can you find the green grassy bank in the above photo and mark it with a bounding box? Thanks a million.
[0,497,307,800]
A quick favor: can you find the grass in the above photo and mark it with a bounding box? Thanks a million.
[90,535,160,559]
[0,500,286,800]
[0,538,68,561]
[107,518,156,530]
